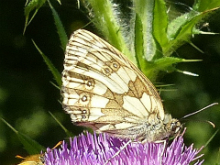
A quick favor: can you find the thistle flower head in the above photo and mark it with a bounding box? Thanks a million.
[45,132,203,165]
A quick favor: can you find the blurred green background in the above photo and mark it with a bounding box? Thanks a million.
[0,0,220,164]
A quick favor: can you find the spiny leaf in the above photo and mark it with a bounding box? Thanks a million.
[49,112,74,137]
[32,40,62,86]
[153,0,169,51]
[24,0,46,34]
[1,118,44,155]
[134,14,144,70]
[47,0,68,50]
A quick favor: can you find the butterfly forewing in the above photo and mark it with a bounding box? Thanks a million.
[62,29,181,142]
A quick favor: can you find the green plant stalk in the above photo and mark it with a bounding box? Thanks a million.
[85,0,135,64]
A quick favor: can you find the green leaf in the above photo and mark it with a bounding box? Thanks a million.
[204,129,219,147]
[24,0,46,34]
[56,0,61,5]
[133,0,156,61]
[49,112,74,137]
[195,0,220,11]
[32,40,62,86]
[167,11,198,41]
[143,57,201,79]
[134,14,145,71]
[47,0,68,50]
[165,6,219,56]
[153,0,169,52]
[1,118,44,155]
[154,57,201,70]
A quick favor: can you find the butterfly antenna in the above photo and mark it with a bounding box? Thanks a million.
[52,141,62,150]
[181,119,215,128]
[205,120,216,128]
[181,102,218,119]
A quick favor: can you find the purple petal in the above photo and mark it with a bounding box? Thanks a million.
[45,132,203,165]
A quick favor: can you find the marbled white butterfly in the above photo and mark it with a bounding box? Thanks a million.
[61,29,181,143]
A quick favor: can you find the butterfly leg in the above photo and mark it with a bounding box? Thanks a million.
[104,139,132,165]
[154,140,167,165]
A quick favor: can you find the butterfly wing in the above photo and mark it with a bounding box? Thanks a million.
[17,154,43,165]
[62,29,164,137]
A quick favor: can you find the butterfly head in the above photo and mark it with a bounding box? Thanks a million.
[164,114,182,139]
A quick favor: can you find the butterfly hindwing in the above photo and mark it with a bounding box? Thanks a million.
[62,29,178,141]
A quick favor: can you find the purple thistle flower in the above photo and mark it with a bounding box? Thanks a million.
[45,131,203,165]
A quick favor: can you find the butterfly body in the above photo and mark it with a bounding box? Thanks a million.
[62,29,181,143]
[17,154,44,165]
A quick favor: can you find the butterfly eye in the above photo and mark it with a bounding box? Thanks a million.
[86,80,93,87]
[82,109,87,114]
[78,109,88,120]
[170,121,181,134]
[102,66,112,76]
[82,95,88,102]
[85,79,94,90]
[111,61,119,71]
[79,93,90,105]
